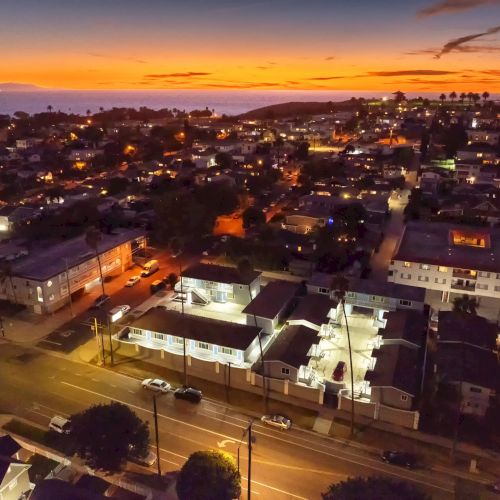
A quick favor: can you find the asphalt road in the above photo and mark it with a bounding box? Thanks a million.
[0,343,459,499]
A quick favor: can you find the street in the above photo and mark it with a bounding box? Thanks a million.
[0,343,459,499]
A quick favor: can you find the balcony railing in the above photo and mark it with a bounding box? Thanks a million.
[452,269,477,279]
[451,282,476,292]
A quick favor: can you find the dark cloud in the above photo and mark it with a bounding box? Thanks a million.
[256,66,271,70]
[405,44,500,56]
[417,0,497,16]
[145,72,212,78]
[366,69,457,76]
[325,56,335,61]
[435,25,500,58]
[87,52,146,64]
[305,75,344,80]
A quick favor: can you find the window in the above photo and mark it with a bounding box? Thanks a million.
[438,266,448,273]
[495,286,500,292]
[400,394,408,402]
[403,262,411,268]
[346,291,355,298]
[173,336,184,345]
[400,273,411,279]
[476,283,488,290]
[435,278,446,284]
[470,386,482,393]
[220,346,234,356]
[198,341,210,350]
[399,299,412,306]
[281,367,290,375]
[479,271,490,278]
[420,264,430,270]
[152,332,165,341]
[319,287,329,294]
[418,276,429,282]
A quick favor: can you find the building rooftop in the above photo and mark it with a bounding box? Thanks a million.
[379,310,426,348]
[348,277,426,302]
[12,228,144,281]
[437,311,498,349]
[182,262,260,286]
[393,222,500,272]
[289,294,334,326]
[264,324,319,368]
[365,344,420,396]
[242,280,299,320]
[128,307,261,350]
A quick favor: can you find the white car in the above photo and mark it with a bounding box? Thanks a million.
[49,415,71,434]
[261,414,292,430]
[125,276,141,287]
[117,304,131,315]
[141,378,171,393]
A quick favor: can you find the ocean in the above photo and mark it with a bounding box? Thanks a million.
[0,89,451,117]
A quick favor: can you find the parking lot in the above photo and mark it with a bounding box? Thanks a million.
[311,312,380,394]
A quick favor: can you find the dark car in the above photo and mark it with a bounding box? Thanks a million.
[150,280,166,294]
[332,361,347,382]
[174,387,202,404]
[381,450,417,469]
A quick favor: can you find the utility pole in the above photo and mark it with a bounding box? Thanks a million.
[180,260,187,386]
[247,422,253,500]
[153,395,161,479]
[107,316,114,366]
[93,317,103,366]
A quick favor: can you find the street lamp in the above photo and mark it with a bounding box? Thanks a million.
[152,392,166,480]
[237,419,256,500]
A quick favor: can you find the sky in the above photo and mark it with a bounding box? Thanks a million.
[0,0,499,92]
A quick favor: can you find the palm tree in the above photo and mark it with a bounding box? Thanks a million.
[467,92,474,104]
[99,106,104,113]
[439,93,446,105]
[481,91,490,105]
[47,105,53,113]
[392,91,406,103]
[452,295,477,315]
[472,93,481,106]
[85,227,105,297]
[459,92,466,105]
[237,258,267,404]
[331,274,355,436]
[449,91,457,103]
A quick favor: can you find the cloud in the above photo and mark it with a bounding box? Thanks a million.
[87,52,146,64]
[435,25,500,58]
[366,69,457,76]
[325,56,335,61]
[145,72,212,78]
[405,44,500,56]
[256,66,271,70]
[417,0,498,16]
[305,75,344,80]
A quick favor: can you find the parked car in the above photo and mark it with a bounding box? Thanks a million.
[174,387,202,403]
[150,280,166,293]
[92,294,110,308]
[142,378,171,393]
[49,415,71,434]
[129,448,157,467]
[109,305,131,321]
[141,259,159,277]
[125,276,141,287]
[381,451,417,469]
[332,361,347,382]
[261,414,292,430]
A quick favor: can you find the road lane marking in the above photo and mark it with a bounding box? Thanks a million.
[91,378,99,382]
[60,381,454,494]
[159,457,180,467]
[28,409,52,419]
[240,476,303,499]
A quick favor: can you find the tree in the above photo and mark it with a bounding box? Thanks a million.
[215,152,233,170]
[482,91,490,104]
[453,295,478,315]
[165,272,178,290]
[85,227,106,297]
[472,93,481,106]
[322,476,430,500]
[242,207,266,229]
[330,274,355,436]
[71,402,150,472]
[393,90,406,103]
[176,450,241,500]
[439,93,446,104]
[449,91,457,103]
[106,176,129,196]
[47,104,53,113]
[459,92,466,104]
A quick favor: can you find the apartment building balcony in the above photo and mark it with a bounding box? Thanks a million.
[451,280,476,292]
[452,269,477,279]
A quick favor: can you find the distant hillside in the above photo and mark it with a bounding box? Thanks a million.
[238,99,359,120]
[0,82,45,91]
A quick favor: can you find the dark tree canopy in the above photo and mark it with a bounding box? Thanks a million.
[176,450,241,500]
[322,476,430,500]
[242,206,266,228]
[71,402,150,472]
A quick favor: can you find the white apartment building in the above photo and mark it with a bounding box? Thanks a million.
[0,229,145,314]
[388,222,500,320]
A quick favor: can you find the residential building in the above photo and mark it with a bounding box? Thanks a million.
[0,457,32,500]
[466,129,499,147]
[388,222,500,320]
[118,307,262,367]
[1,229,145,314]
[0,205,38,233]
[179,263,261,305]
[282,209,328,234]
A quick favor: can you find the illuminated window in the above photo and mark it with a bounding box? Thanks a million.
[403,262,411,268]
[47,280,52,287]
[36,286,43,303]
[438,266,448,273]
[420,264,430,270]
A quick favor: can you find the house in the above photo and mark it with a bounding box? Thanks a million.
[466,129,499,147]
[178,263,261,305]
[282,209,329,234]
[0,205,39,233]
[0,456,32,500]
[118,307,262,367]
[377,310,426,350]
[242,280,299,334]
